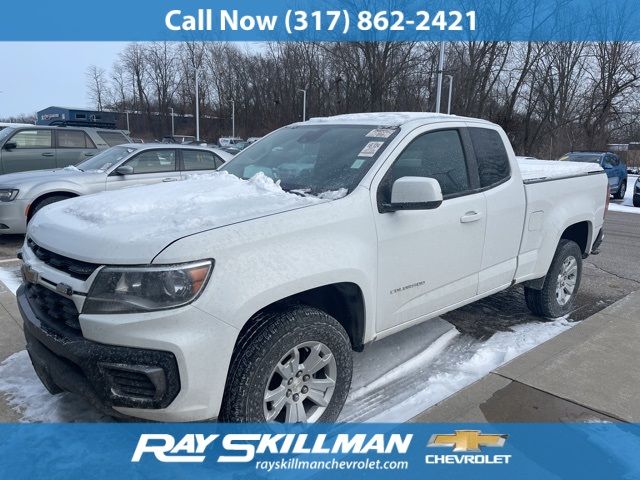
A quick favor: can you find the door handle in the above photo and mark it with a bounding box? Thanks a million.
[162,177,178,182]
[460,211,484,223]
[84,152,95,157]
[41,152,54,157]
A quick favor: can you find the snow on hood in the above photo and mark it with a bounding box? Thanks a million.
[28,172,325,264]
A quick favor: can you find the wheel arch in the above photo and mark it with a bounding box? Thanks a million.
[26,190,80,220]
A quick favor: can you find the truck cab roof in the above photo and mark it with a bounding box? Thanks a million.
[306,112,496,128]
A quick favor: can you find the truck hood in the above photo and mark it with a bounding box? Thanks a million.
[0,167,103,188]
[27,172,326,264]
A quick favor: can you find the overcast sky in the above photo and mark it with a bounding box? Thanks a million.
[1,42,128,118]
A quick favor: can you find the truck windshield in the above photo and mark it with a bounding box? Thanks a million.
[560,153,602,163]
[221,124,399,196]
[76,146,136,171]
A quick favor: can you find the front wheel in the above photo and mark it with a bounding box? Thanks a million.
[525,239,582,318]
[614,180,627,200]
[220,306,353,423]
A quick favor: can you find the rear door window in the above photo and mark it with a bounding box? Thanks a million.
[9,129,53,149]
[182,150,223,171]
[469,128,511,188]
[57,130,96,148]
[98,131,129,147]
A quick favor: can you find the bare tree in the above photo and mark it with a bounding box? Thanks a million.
[86,65,108,110]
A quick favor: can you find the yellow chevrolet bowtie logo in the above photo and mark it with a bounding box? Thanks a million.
[428,430,508,452]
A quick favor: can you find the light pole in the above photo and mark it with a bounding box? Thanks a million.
[194,68,200,141]
[298,89,307,122]
[445,75,454,115]
[231,100,235,138]
[170,107,175,136]
[435,42,445,113]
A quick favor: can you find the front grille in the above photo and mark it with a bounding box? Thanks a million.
[25,283,81,331]
[101,365,166,401]
[27,238,98,280]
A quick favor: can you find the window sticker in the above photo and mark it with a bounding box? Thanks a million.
[351,159,366,169]
[366,128,396,138]
[358,141,385,158]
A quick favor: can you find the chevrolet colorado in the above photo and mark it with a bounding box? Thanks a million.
[18,113,608,423]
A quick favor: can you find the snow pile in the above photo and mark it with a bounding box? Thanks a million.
[519,158,603,182]
[0,265,21,295]
[340,317,574,422]
[31,172,325,241]
[62,165,81,172]
[609,175,639,215]
[0,351,111,422]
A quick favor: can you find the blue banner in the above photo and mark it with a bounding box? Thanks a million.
[2,0,640,41]
[1,423,640,479]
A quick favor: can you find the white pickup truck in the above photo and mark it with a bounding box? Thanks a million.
[18,113,607,423]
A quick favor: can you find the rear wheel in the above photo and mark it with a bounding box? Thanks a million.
[633,195,640,208]
[220,305,352,423]
[614,180,626,200]
[525,239,582,318]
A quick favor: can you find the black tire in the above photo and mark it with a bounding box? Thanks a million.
[614,180,626,200]
[29,195,73,222]
[220,305,353,423]
[524,239,582,318]
[633,195,640,208]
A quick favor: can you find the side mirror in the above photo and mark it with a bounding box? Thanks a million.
[115,165,134,175]
[381,176,443,213]
[3,142,17,151]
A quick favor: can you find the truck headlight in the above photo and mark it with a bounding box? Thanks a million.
[83,260,213,314]
[0,189,19,202]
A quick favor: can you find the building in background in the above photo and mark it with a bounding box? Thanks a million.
[36,106,118,128]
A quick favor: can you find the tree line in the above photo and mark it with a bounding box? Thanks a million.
[82,40,638,157]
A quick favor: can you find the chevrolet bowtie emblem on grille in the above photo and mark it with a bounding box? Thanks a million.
[427,430,507,452]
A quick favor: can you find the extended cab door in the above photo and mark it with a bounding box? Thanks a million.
[373,126,487,333]
[179,149,225,177]
[106,149,179,190]
[466,126,527,295]
[0,128,56,173]
[55,129,99,167]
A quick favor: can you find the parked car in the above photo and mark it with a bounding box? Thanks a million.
[19,112,607,423]
[627,166,639,175]
[247,137,262,143]
[559,151,627,199]
[0,125,131,174]
[634,177,640,207]
[0,143,231,234]
[218,137,244,148]
[221,141,251,154]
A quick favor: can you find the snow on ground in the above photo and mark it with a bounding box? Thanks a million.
[0,351,111,422]
[608,175,639,215]
[340,317,573,422]
[0,264,20,295]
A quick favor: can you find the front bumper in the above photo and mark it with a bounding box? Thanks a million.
[19,280,239,422]
[0,199,29,234]
[20,284,181,418]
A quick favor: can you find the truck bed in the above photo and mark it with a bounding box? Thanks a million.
[517,158,603,184]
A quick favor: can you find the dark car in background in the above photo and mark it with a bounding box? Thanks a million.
[0,125,131,174]
[560,151,628,199]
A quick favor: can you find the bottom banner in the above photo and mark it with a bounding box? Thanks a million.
[1,423,639,479]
